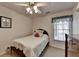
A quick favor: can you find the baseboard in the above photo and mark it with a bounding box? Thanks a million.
[0,51,6,56]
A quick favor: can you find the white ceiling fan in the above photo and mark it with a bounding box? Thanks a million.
[14,2,48,14]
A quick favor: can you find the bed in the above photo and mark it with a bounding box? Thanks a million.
[9,29,49,57]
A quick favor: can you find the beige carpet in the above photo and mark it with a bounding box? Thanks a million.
[0,46,65,57]
[40,46,65,57]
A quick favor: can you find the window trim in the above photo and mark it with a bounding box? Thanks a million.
[52,15,73,41]
[52,15,73,22]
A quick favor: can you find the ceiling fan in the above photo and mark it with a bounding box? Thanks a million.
[14,2,47,14]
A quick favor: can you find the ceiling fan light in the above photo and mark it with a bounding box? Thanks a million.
[30,11,33,14]
[33,6,39,13]
[33,6,37,10]
[25,4,42,14]
[35,10,38,13]
[26,7,31,12]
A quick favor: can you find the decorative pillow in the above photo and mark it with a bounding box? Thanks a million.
[37,30,43,37]
[34,32,40,37]
[33,30,43,37]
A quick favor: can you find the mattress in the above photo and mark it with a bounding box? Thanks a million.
[11,34,48,57]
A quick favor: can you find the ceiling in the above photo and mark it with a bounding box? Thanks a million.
[0,2,77,16]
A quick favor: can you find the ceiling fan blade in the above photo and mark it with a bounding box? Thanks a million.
[14,4,29,7]
[36,3,48,7]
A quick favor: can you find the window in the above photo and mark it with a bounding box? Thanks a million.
[52,15,73,41]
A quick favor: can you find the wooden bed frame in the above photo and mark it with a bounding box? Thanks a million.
[10,46,25,57]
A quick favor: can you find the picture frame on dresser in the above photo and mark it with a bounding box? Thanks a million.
[0,16,12,28]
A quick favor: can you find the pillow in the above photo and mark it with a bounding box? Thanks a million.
[37,30,43,37]
[34,32,40,37]
[33,30,43,37]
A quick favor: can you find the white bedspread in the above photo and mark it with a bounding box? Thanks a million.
[11,35,48,57]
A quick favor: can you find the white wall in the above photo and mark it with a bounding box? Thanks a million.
[73,12,79,34]
[33,9,73,49]
[0,5,32,53]
[72,11,79,40]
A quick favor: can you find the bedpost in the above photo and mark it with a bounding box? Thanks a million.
[65,34,68,57]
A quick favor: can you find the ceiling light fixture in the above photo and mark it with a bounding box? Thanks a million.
[26,5,41,14]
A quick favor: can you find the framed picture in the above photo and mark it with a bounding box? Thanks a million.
[0,16,12,28]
